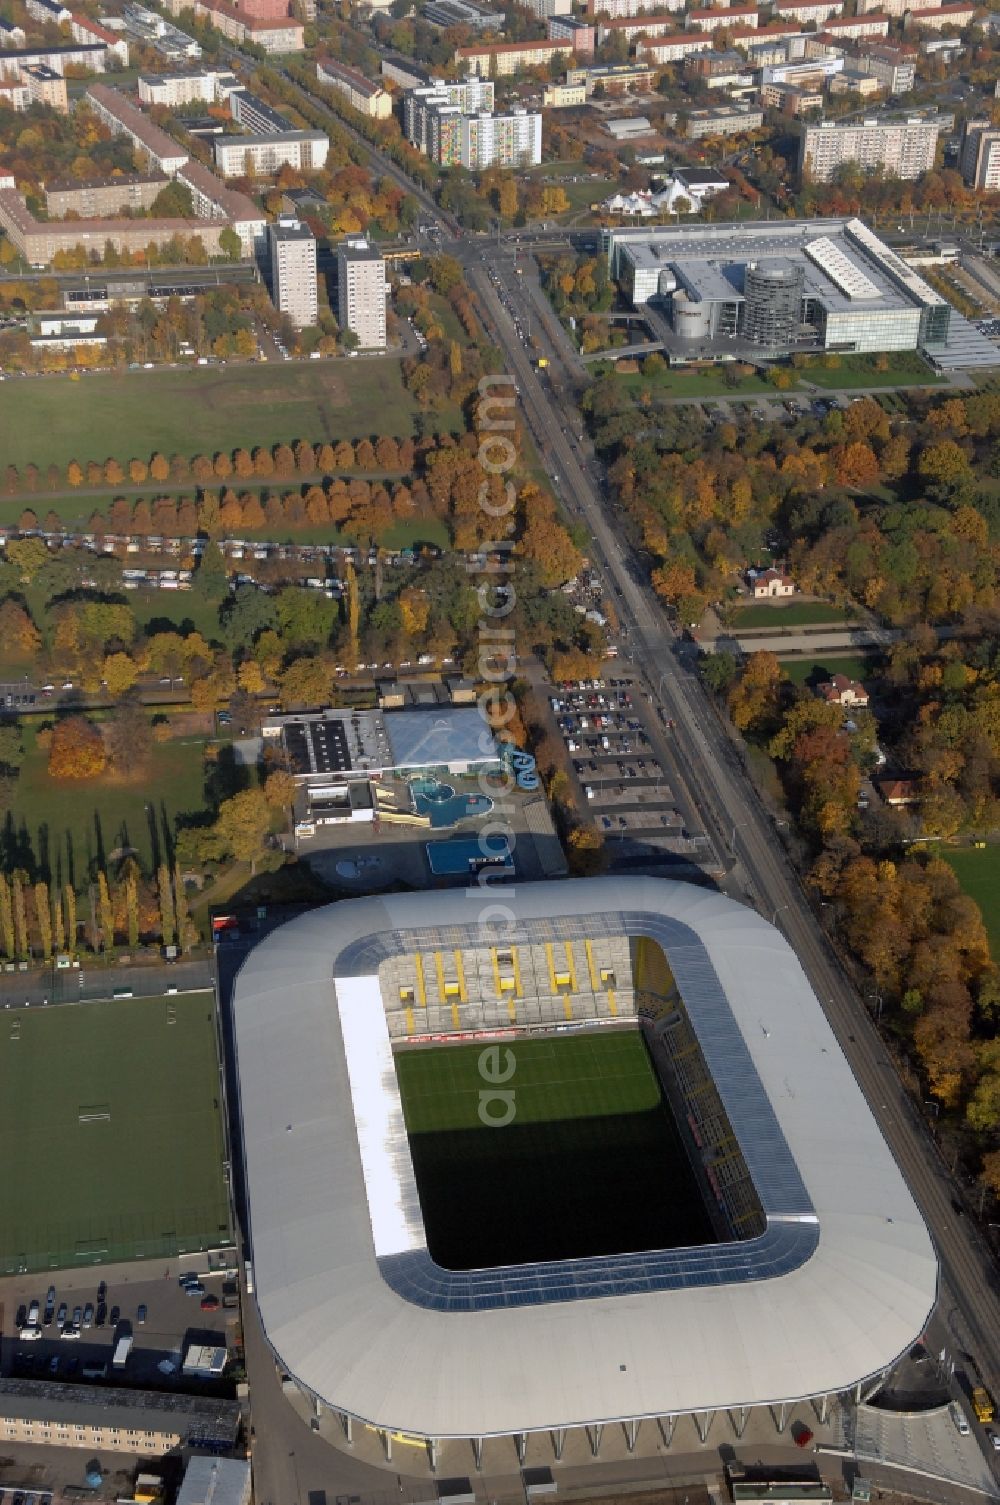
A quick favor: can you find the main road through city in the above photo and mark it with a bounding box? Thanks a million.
[465,255,1000,1412]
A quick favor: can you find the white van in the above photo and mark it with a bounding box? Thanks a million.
[950,1403,971,1436]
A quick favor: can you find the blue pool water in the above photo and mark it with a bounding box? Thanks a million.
[426,835,513,877]
[411,777,493,828]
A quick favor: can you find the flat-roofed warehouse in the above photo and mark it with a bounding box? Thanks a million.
[230,877,937,1465]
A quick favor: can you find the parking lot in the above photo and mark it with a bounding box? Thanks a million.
[547,677,710,866]
[1,1253,238,1393]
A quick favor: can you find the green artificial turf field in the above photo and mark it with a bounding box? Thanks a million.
[0,992,231,1273]
[394,1030,714,1268]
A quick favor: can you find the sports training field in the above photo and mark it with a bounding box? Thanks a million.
[0,992,232,1274]
[395,1031,714,1269]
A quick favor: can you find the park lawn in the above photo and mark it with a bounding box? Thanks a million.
[0,361,457,473]
[129,590,223,643]
[731,600,849,629]
[780,653,881,687]
[0,991,231,1273]
[599,363,780,397]
[807,353,942,390]
[941,846,1000,965]
[9,722,208,886]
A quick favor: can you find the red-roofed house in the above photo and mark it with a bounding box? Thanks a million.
[749,567,796,598]
[818,673,869,709]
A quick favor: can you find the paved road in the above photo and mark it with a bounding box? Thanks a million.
[469,254,1000,1437]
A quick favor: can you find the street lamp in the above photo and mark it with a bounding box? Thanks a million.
[924,1100,940,1120]
[771,904,789,927]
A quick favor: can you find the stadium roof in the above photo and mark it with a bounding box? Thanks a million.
[231,877,937,1441]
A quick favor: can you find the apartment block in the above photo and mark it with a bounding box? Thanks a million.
[0,20,28,46]
[337,237,387,350]
[960,118,1000,190]
[634,31,715,59]
[25,0,71,24]
[0,1380,238,1456]
[316,57,393,117]
[520,0,571,17]
[761,78,824,111]
[403,77,494,149]
[846,41,916,91]
[85,83,191,173]
[816,12,891,37]
[0,41,109,79]
[213,130,329,177]
[562,59,655,89]
[542,81,588,104]
[546,14,596,51]
[229,87,293,132]
[45,172,166,217]
[0,187,229,265]
[381,54,435,88]
[175,159,266,251]
[0,77,29,108]
[22,64,68,112]
[160,0,304,51]
[799,115,942,180]
[902,2,975,27]
[454,38,575,74]
[685,5,760,27]
[586,0,685,15]
[772,0,843,21]
[69,14,130,64]
[685,101,764,134]
[270,216,317,329]
[138,68,237,106]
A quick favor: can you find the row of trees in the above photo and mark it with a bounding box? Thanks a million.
[0,856,195,959]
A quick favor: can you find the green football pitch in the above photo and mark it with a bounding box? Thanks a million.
[394,1030,715,1269]
[0,992,232,1274]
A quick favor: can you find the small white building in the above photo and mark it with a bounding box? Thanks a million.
[749,567,796,598]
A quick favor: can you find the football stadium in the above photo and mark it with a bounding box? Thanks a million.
[230,877,938,1460]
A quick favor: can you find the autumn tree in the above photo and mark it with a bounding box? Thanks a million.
[213,788,272,870]
[728,653,783,734]
[48,716,106,780]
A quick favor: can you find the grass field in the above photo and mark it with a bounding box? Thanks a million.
[779,653,880,688]
[730,601,848,629]
[8,723,208,885]
[0,362,452,473]
[394,1031,714,1267]
[941,846,1000,965]
[0,991,231,1273]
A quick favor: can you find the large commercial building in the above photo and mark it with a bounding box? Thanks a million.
[232,877,937,1462]
[337,237,387,349]
[45,172,166,217]
[269,216,318,329]
[799,115,943,181]
[960,118,1000,191]
[607,216,953,359]
[316,57,393,118]
[213,130,329,178]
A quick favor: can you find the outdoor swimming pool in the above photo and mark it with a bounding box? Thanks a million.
[426,834,513,877]
[410,777,494,828]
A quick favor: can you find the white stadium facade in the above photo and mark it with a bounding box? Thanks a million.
[230,877,938,1464]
